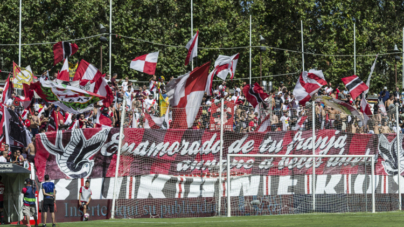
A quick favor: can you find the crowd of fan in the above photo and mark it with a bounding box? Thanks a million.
[0,73,403,164]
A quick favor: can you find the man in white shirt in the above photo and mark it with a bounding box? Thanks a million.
[6,93,15,107]
[143,85,151,97]
[121,77,129,91]
[79,180,92,221]
[280,113,290,131]
[0,151,7,163]
[143,94,156,111]
[105,74,111,83]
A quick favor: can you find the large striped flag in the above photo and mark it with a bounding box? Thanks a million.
[341,75,369,100]
[29,78,106,113]
[167,61,211,129]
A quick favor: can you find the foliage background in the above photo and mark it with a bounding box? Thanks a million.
[0,0,404,93]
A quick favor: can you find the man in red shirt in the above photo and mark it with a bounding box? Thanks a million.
[0,176,4,224]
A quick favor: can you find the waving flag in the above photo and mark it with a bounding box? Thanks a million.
[341,75,368,100]
[242,83,269,108]
[185,31,199,66]
[360,55,378,125]
[256,114,271,132]
[29,78,105,113]
[53,41,79,65]
[214,53,240,80]
[4,107,30,148]
[205,53,240,95]
[95,109,113,127]
[293,69,327,106]
[144,113,169,129]
[1,74,14,104]
[167,62,211,128]
[57,58,70,81]
[12,62,34,89]
[14,83,34,109]
[130,51,159,75]
[73,59,102,83]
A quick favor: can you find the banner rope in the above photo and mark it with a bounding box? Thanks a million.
[0,33,401,57]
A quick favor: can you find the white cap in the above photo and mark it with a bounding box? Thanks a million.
[384,86,387,90]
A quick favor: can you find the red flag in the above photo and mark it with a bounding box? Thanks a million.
[242,82,269,108]
[53,42,78,65]
[341,75,368,100]
[167,62,211,128]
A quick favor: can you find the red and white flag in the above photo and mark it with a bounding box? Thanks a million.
[94,76,113,107]
[57,58,70,81]
[295,116,308,130]
[184,31,199,66]
[53,41,78,65]
[205,53,239,95]
[167,62,211,128]
[214,53,239,80]
[256,114,271,132]
[130,51,159,75]
[293,69,327,106]
[360,55,378,125]
[73,59,103,83]
[144,113,168,129]
[95,109,113,127]
[64,112,73,125]
[341,75,369,100]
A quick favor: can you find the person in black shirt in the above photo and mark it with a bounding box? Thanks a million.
[86,118,95,129]
[274,93,283,117]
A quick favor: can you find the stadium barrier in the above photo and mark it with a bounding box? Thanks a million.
[32,101,404,221]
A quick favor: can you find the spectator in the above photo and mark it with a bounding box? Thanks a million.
[11,150,24,166]
[0,151,7,163]
[86,118,95,128]
[30,110,40,137]
[280,112,289,131]
[379,86,390,103]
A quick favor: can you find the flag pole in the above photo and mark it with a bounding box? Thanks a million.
[301,20,304,72]
[249,15,252,85]
[218,98,224,216]
[397,103,402,211]
[111,96,127,219]
[191,0,194,70]
[19,0,22,66]
[354,23,356,75]
[402,27,404,89]
[109,0,112,76]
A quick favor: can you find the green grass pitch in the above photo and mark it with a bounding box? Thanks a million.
[18,212,404,227]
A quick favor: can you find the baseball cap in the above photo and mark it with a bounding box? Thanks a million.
[384,86,387,90]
